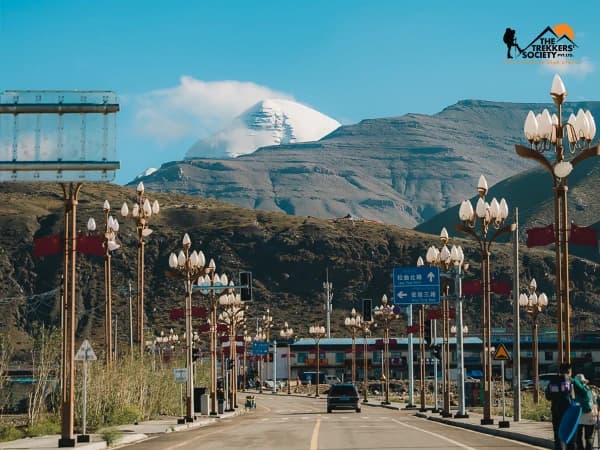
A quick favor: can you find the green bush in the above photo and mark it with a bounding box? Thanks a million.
[100,428,122,446]
[108,406,142,426]
[0,424,24,442]
[24,415,60,437]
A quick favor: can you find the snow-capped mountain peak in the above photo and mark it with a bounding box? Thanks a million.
[185,99,340,159]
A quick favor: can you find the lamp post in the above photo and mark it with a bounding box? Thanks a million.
[121,182,159,354]
[262,309,274,384]
[519,279,548,404]
[344,309,362,385]
[360,319,373,403]
[196,266,233,415]
[456,174,514,425]
[309,324,326,397]
[168,233,205,422]
[280,322,294,395]
[416,257,427,412]
[86,200,120,365]
[515,74,599,364]
[423,228,466,417]
[451,324,469,418]
[254,328,266,393]
[373,295,399,405]
[219,292,245,410]
[242,331,252,392]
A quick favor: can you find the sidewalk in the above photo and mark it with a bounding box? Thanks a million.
[362,400,554,449]
[1,409,242,450]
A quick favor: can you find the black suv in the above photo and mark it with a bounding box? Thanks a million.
[327,383,360,413]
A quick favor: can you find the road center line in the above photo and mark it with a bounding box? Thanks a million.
[390,418,478,450]
[309,418,321,450]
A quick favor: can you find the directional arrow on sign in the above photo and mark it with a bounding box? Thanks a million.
[427,272,435,282]
[396,291,408,300]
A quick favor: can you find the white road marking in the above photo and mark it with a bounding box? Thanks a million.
[309,418,321,450]
[391,418,478,450]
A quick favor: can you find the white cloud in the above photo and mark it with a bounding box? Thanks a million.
[131,76,294,144]
[540,56,595,78]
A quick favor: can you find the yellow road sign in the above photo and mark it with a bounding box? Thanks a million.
[494,343,511,361]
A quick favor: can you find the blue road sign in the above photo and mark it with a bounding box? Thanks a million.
[392,266,441,305]
[252,341,268,356]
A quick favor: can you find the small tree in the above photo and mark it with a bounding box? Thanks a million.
[28,325,61,425]
[0,332,14,412]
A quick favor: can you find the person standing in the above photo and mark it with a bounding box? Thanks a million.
[545,363,574,450]
[574,374,595,450]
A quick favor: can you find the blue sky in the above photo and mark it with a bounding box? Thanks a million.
[2,0,600,184]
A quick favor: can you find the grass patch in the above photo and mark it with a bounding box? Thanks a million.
[24,415,60,437]
[0,424,24,442]
[99,428,122,447]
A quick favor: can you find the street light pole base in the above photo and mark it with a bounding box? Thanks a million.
[405,403,417,409]
[362,399,369,403]
[441,411,453,418]
[77,435,90,443]
[381,401,390,405]
[209,412,218,416]
[454,412,470,419]
[58,438,76,447]
[177,418,186,424]
[481,418,494,425]
[185,416,194,423]
[499,420,510,428]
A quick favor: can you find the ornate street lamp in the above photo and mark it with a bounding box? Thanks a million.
[344,309,362,385]
[309,324,326,397]
[196,266,234,415]
[168,233,206,422]
[360,319,374,403]
[519,279,548,403]
[423,228,466,418]
[456,174,514,425]
[280,322,295,394]
[86,200,120,364]
[515,74,599,364]
[254,328,267,394]
[262,309,274,384]
[242,331,252,392]
[416,256,427,412]
[121,182,159,354]
[373,295,399,405]
[219,292,245,410]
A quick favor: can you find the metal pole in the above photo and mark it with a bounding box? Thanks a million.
[363,334,368,403]
[419,305,426,411]
[287,343,291,395]
[185,276,194,421]
[407,305,415,407]
[512,208,521,421]
[433,319,438,412]
[455,263,468,418]
[384,327,390,404]
[351,331,356,385]
[325,269,332,339]
[210,299,217,414]
[273,340,277,394]
[137,236,145,355]
[104,208,113,365]
[560,185,571,363]
[128,281,133,356]
[316,338,320,397]
[482,249,494,425]
[533,316,539,403]
[82,359,87,437]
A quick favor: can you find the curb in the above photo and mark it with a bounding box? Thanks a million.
[425,415,553,449]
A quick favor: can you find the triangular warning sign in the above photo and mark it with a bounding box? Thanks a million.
[493,343,511,361]
[75,339,97,361]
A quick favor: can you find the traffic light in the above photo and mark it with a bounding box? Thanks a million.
[240,271,253,301]
[432,345,442,360]
[362,299,373,322]
[424,320,432,347]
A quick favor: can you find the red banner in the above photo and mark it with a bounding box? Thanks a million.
[77,235,104,256]
[570,223,598,248]
[427,309,442,320]
[462,280,481,296]
[491,280,512,296]
[33,234,62,257]
[526,224,555,247]
[406,324,419,334]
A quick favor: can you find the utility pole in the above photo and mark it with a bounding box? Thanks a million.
[512,208,521,421]
[323,269,333,339]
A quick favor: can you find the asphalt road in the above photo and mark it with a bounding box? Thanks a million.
[121,393,547,450]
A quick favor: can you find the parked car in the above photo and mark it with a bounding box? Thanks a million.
[520,379,534,390]
[327,383,361,413]
[324,375,341,385]
[263,379,285,390]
